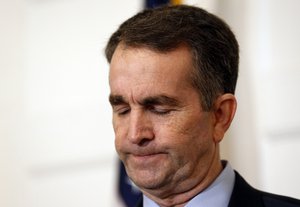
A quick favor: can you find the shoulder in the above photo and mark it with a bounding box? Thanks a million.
[229,171,300,207]
[262,192,300,207]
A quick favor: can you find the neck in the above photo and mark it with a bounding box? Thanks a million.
[142,147,223,207]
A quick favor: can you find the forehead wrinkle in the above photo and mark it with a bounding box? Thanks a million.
[128,87,142,105]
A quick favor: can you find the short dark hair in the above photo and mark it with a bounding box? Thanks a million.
[105,5,239,111]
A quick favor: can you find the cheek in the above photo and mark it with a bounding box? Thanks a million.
[112,119,126,154]
[114,132,127,162]
[157,113,213,150]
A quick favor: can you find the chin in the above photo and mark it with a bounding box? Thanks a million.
[129,171,168,190]
[135,180,162,191]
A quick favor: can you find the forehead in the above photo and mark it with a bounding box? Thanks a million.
[109,44,196,99]
[109,44,194,79]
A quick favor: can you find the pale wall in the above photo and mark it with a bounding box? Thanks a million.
[219,0,300,199]
[0,0,140,206]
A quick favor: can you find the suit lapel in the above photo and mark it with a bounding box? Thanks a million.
[228,171,264,207]
[135,196,143,207]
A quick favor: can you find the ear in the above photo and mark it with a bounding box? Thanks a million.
[212,94,237,143]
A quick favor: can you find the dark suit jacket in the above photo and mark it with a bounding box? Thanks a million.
[135,171,300,207]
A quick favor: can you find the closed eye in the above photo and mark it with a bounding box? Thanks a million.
[147,106,173,115]
[113,106,131,116]
[109,94,131,116]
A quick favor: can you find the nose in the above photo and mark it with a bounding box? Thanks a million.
[127,110,154,145]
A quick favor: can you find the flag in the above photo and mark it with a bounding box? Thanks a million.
[118,161,142,207]
[145,0,182,8]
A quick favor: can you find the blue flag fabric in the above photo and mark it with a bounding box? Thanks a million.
[145,0,170,8]
[118,161,142,207]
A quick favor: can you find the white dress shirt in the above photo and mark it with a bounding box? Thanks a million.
[143,161,235,207]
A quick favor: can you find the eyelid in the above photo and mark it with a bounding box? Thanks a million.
[148,105,173,115]
[112,105,130,115]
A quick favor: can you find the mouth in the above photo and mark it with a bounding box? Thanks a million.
[133,153,159,158]
[130,152,166,163]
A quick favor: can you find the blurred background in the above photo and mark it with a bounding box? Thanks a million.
[1,0,300,206]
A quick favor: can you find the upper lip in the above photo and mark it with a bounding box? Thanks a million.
[130,151,165,157]
[133,153,157,157]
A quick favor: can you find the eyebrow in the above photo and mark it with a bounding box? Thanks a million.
[109,94,180,107]
[140,95,180,107]
[109,95,127,106]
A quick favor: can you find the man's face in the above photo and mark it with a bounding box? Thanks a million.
[109,44,218,194]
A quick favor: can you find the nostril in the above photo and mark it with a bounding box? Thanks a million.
[138,138,152,147]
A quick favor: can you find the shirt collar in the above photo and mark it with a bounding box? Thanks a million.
[143,161,235,207]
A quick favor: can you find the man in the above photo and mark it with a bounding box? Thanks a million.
[105,5,300,207]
